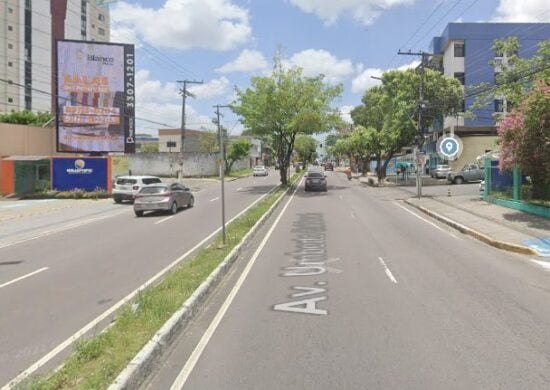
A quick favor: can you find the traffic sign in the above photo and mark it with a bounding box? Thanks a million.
[437,135,462,161]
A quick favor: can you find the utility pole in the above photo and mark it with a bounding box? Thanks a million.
[398,50,429,198]
[214,104,230,246]
[177,79,203,179]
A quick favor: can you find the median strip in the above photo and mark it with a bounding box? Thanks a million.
[15,174,301,390]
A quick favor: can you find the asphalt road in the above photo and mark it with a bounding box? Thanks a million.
[145,170,550,390]
[0,173,281,386]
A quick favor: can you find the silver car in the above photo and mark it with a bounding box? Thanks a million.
[430,164,451,179]
[133,183,194,217]
[253,165,268,176]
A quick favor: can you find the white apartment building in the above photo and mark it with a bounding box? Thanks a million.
[0,0,110,114]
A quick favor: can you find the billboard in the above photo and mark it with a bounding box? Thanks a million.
[52,157,109,191]
[56,40,135,153]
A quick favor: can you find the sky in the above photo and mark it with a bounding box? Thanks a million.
[104,0,550,137]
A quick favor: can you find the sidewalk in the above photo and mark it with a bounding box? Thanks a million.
[405,194,550,257]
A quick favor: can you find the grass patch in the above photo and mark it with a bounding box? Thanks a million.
[20,172,301,390]
[21,189,110,200]
[227,168,253,178]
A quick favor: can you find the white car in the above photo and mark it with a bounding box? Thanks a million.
[253,166,268,176]
[112,175,162,203]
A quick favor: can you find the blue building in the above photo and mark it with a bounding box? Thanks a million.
[426,23,550,169]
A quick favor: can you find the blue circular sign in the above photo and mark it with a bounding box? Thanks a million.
[438,137,460,158]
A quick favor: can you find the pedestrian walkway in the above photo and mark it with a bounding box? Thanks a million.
[405,194,550,257]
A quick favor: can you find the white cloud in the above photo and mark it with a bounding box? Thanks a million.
[111,0,252,51]
[188,77,230,100]
[492,0,550,22]
[351,68,383,93]
[283,49,355,83]
[288,0,415,26]
[134,70,215,134]
[351,60,420,93]
[340,105,354,124]
[216,49,269,73]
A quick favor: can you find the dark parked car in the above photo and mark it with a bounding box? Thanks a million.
[324,162,334,171]
[305,171,328,192]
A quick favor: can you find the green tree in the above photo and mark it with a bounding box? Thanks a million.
[198,130,219,153]
[139,143,159,153]
[294,134,318,164]
[0,110,54,126]
[224,138,251,175]
[469,38,550,116]
[232,56,343,185]
[352,68,462,180]
[498,82,550,200]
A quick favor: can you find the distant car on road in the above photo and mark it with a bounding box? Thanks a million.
[448,163,484,184]
[324,162,334,171]
[253,165,268,176]
[430,164,451,179]
[133,182,194,217]
[305,170,328,192]
[113,175,162,203]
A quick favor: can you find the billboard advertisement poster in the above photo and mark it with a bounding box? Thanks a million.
[56,40,135,153]
[52,158,108,191]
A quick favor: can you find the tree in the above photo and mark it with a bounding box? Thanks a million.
[352,68,462,180]
[139,143,159,153]
[198,130,219,153]
[294,134,317,164]
[232,56,343,185]
[0,110,53,126]
[224,138,251,175]
[498,81,550,200]
[469,38,550,116]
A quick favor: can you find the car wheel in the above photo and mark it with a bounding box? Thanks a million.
[187,196,194,208]
[170,201,178,215]
[454,177,464,184]
[135,210,144,217]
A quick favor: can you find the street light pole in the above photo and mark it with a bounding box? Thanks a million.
[215,104,230,246]
[177,79,203,179]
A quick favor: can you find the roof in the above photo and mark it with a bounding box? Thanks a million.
[2,156,49,161]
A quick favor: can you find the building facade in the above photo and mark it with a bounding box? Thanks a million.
[0,0,111,114]
[427,23,550,169]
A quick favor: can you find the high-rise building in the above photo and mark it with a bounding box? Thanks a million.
[426,23,550,169]
[0,0,111,114]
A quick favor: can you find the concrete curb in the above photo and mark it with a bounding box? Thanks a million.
[108,182,292,390]
[404,199,538,256]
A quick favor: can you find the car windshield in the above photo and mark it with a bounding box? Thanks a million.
[142,178,162,185]
[116,178,137,185]
[307,172,324,178]
[139,185,168,194]
[438,165,449,169]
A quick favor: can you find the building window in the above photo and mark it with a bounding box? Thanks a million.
[8,7,13,13]
[461,99,466,113]
[8,43,13,49]
[8,26,13,31]
[494,99,504,113]
[8,97,13,103]
[92,23,95,28]
[454,43,465,57]
[98,27,105,36]
[8,61,13,67]
[454,72,465,85]
[98,13,105,21]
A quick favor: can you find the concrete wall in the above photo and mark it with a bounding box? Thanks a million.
[0,123,55,156]
[127,153,250,177]
[450,135,498,170]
